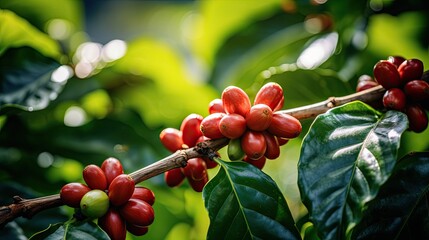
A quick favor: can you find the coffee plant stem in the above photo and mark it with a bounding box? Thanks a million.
[0,85,385,227]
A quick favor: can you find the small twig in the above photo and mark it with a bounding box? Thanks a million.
[0,85,385,228]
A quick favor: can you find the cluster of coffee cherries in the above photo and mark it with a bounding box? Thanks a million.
[200,82,302,169]
[159,114,218,192]
[356,56,429,133]
[60,157,155,240]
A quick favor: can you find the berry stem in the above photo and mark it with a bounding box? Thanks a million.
[0,85,386,227]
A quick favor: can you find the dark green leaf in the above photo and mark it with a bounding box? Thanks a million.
[353,152,429,240]
[29,220,109,240]
[298,101,408,239]
[203,159,301,240]
[0,221,27,240]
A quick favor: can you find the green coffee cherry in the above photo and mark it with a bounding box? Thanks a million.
[80,189,109,219]
[227,138,245,161]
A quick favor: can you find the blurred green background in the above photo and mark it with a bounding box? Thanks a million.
[0,0,428,239]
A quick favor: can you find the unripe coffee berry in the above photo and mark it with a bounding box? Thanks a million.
[80,189,110,219]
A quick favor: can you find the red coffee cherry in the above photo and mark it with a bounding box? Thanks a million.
[277,137,289,146]
[387,55,406,68]
[405,104,428,133]
[180,114,203,147]
[403,80,429,102]
[101,157,124,186]
[164,168,185,187]
[218,113,247,139]
[221,86,251,116]
[60,183,91,208]
[373,60,401,89]
[108,174,135,206]
[243,155,266,170]
[356,75,379,92]
[126,224,149,236]
[98,208,126,240]
[182,158,207,181]
[131,187,155,205]
[83,164,108,190]
[398,58,424,83]
[208,98,225,114]
[241,130,266,160]
[187,170,208,192]
[254,82,284,111]
[262,132,280,160]
[268,113,302,139]
[382,88,406,111]
[200,113,225,139]
[119,199,155,226]
[246,104,273,131]
[159,128,184,152]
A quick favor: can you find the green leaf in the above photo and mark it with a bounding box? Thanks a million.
[352,152,429,239]
[0,9,60,58]
[29,220,109,240]
[298,101,408,239]
[0,47,70,114]
[203,159,301,240]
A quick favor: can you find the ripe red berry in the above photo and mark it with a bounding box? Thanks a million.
[218,113,247,139]
[241,130,266,160]
[187,171,208,192]
[277,137,289,146]
[208,98,225,114]
[164,168,185,187]
[119,199,155,226]
[382,88,406,111]
[131,187,155,205]
[180,114,203,147]
[254,82,284,111]
[373,60,402,89]
[108,174,135,206]
[387,55,406,68]
[268,113,302,139]
[159,128,184,152]
[126,224,149,236]
[98,208,127,240]
[403,80,429,102]
[200,113,225,139]
[243,155,266,170]
[262,132,280,160]
[101,157,124,186]
[246,104,273,131]
[398,58,424,83]
[221,86,251,116]
[83,164,108,190]
[356,75,379,92]
[406,104,428,133]
[182,158,207,181]
[60,183,91,208]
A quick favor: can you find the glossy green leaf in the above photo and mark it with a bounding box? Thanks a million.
[352,152,429,239]
[203,159,300,240]
[298,101,408,239]
[29,220,109,240]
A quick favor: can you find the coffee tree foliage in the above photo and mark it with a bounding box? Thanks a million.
[0,0,428,239]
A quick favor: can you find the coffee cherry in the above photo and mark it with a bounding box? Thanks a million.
[246,104,273,131]
[221,86,251,116]
[80,189,110,219]
[164,168,185,187]
[268,113,302,139]
[200,113,225,139]
[387,55,406,68]
[406,104,428,133]
[208,98,225,114]
[243,155,266,170]
[83,164,108,190]
[196,136,218,169]
[227,138,245,161]
[262,132,280,160]
[187,171,208,192]
[403,80,429,102]
[60,183,91,208]
[382,88,406,111]
[254,82,284,111]
[398,58,424,83]
[182,158,207,181]
[241,130,266,160]
[131,187,155,205]
[373,60,401,89]
[98,208,126,240]
[126,224,149,236]
[159,128,184,152]
[119,199,155,226]
[108,174,135,206]
[218,113,247,139]
[356,75,379,92]
[277,137,289,146]
[101,158,124,186]
[180,114,203,147]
